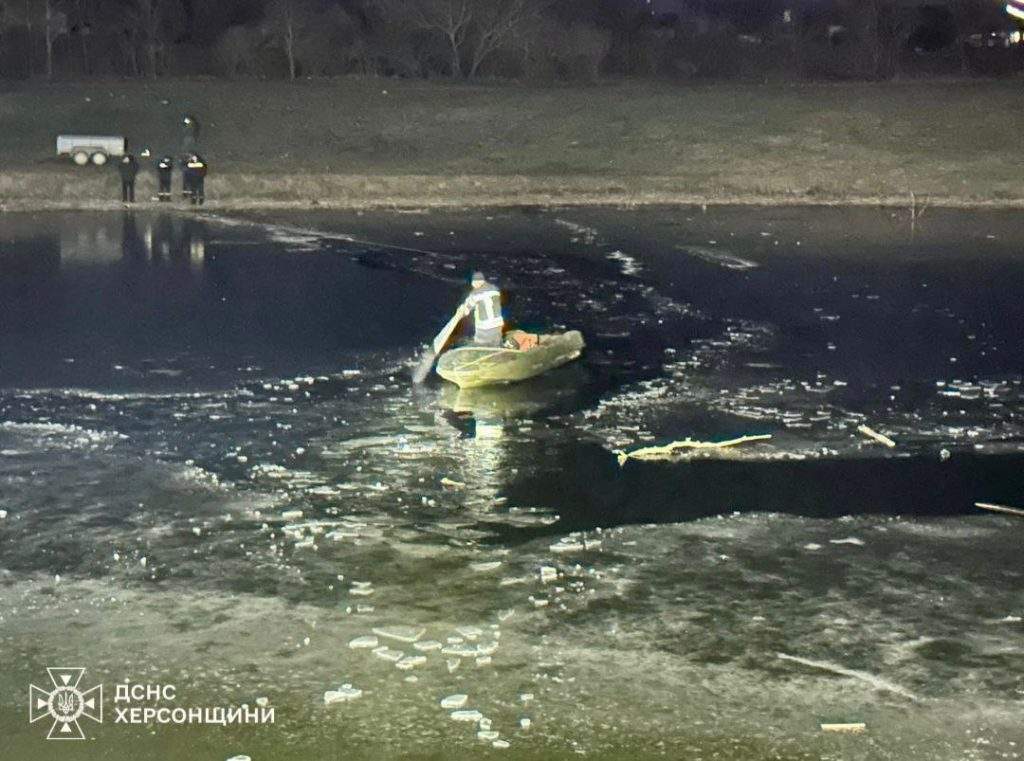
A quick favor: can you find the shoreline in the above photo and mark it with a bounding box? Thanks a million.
[4,172,1024,213]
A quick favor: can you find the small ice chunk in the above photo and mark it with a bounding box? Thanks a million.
[372,646,404,662]
[348,636,379,649]
[830,537,865,546]
[456,626,483,640]
[470,561,503,572]
[477,641,499,656]
[451,710,484,722]
[540,566,558,583]
[497,608,515,622]
[440,694,468,709]
[0,509,8,519]
[519,693,534,703]
[447,658,461,673]
[520,718,531,729]
[373,625,425,643]
[324,684,362,704]
[476,656,492,667]
[413,640,442,652]
[281,510,303,520]
[803,543,822,551]
[255,697,269,707]
[549,540,585,553]
[442,643,480,657]
[226,756,252,761]
[396,655,427,670]
[478,730,500,741]
[492,740,510,749]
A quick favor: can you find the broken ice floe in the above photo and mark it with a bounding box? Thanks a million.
[396,655,427,670]
[348,636,379,649]
[372,646,404,662]
[373,625,425,643]
[554,218,599,245]
[469,561,503,572]
[324,684,362,704]
[451,710,484,722]
[441,694,468,709]
[676,244,758,270]
[607,250,642,276]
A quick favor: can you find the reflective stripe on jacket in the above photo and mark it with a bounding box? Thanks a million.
[464,285,503,331]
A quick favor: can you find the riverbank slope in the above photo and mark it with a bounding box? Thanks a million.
[1,76,1021,210]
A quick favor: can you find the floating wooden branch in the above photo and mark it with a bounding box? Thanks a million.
[975,502,1024,518]
[856,424,896,448]
[616,434,772,466]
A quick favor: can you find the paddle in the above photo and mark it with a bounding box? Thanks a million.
[412,304,467,384]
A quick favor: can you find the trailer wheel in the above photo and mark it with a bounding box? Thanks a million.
[90,152,108,166]
[72,151,90,166]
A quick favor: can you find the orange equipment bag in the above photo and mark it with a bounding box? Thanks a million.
[505,330,540,351]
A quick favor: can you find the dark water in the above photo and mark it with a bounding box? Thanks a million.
[1,207,1022,760]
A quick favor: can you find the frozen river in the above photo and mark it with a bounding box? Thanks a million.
[0,206,1022,760]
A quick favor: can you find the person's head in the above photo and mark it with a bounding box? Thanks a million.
[471,271,486,288]
[122,155,131,163]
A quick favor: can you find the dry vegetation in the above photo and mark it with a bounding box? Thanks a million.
[1,76,1022,209]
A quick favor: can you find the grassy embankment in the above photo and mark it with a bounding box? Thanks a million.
[0,76,1022,209]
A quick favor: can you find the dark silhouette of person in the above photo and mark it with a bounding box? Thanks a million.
[156,155,173,202]
[118,153,139,203]
[184,154,207,205]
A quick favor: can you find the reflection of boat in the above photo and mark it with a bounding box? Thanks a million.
[439,363,589,418]
[436,331,585,389]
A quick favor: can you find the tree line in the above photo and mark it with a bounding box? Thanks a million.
[0,0,1017,82]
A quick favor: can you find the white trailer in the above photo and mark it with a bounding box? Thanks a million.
[56,135,126,166]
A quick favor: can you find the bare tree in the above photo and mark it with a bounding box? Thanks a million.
[378,0,547,78]
[466,0,545,77]
[217,23,260,76]
[123,0,183,77]
[264,0,319,80]
[404,0,472,77]
[43,0,63,77]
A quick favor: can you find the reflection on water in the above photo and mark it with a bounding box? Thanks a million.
[1,208,1024,760]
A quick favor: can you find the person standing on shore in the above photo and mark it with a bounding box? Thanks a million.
[156,155,173,202]
[119,153,139,204]
[184,154,207,205]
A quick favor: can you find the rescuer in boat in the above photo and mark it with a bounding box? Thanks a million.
[459,271,504,347]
